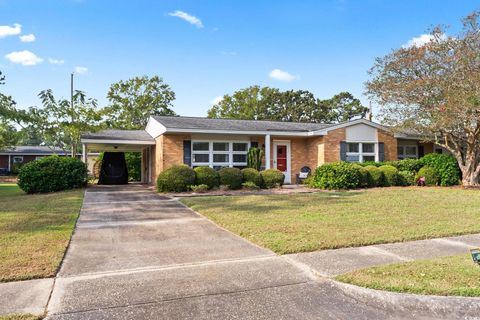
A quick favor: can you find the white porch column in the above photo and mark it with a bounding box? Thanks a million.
[265,134,271,169]
[82,144,87,163]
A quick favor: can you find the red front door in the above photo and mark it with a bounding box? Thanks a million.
[276,145,287,172]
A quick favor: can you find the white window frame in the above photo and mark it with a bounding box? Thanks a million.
[346,142,378,163]
[191,140,250,168]
[397,145,418,160]
[12,156,24,164]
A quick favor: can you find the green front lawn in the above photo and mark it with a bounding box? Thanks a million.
[182,187,480,254]
[0,315,42,320]
[336,254,480,297]
[0,184,84,282]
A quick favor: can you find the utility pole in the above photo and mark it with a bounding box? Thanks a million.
[71,72,75,157]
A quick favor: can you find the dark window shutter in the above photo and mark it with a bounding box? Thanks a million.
[183,140,192,166]
[340,141,347,161]
[378,142,385,162]
[251,142,258,148]
[418,145,424,158]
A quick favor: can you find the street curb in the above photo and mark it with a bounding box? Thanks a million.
[328,278,480,319]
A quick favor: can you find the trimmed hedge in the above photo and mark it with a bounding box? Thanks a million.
[311,162,361,190]
[260,169,285,188]
[353,164,373,188]
[241,168,262,186]
[378,165,399,187]
[157,165,196,192]
[364,165,385,187]
[219,167,243,190]
[18,156,87,194]
[194,166,220,189]
[398,170,415,186]
[416,166,440,186]
[419,154,460,186]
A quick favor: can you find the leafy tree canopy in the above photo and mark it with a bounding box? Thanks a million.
[207,86,367,123]
[106,75,176,129]
[366,11,480,186]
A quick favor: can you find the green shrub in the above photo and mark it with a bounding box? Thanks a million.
[18,156,87,194]
[260,169,285,188]
[190,184,209,193]
[387,159,423,173]
[416,166,440,186]
[125,152,141,181]
[247,147,264,171]
[398,170,415,186]
[219,167,243,190]
[378,165,399,186]
[364,165,385,187]
[241,168,262,186]
[361,161,384,167]
[311,162,361,190]
[242,181,260,190]
[353,164,373,188]
[420,154,460,186]
[157,165,196,192]
[194,166,220,189]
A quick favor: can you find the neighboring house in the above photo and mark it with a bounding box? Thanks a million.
[0,146,71,173]
[81,116,442,184]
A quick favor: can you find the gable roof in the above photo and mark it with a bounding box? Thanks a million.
[81,130,155,142]
[152,116,334,133]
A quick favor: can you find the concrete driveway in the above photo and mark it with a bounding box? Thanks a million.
[46,185,447,319]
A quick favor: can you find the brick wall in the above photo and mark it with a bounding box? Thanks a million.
[323,128,346,163]
[153,134,190,183]
[377,129,397,161]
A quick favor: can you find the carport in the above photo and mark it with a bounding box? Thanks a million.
[81,130,155,184]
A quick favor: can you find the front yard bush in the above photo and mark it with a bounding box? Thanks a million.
[364,165,385,187]
[389,159,423,173]
[219,167,243,190]
[18,156,87,193]
[378,165,399,186]
[157,165,196,192]
[260,169,285,188]
[311,162,360,190]
[420,154,460,186]
[242,181,260,190]
[353,164,373,188]
[398,170,416,186]
[194,166,220,189]
[190,184,209,193]
[241,168,262,186]
[416,166,440,186]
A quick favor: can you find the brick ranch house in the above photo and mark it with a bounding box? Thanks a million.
[80,116,445,184]
[0,146,71,174]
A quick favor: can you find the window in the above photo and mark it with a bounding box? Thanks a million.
[13,156,23,164]
[345,142,377,163]
[191,141,250,168]
[397,145,418,160]
[35,156,43,160]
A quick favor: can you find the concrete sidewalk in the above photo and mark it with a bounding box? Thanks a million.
[0,278,54,316]
[287,234,480,277]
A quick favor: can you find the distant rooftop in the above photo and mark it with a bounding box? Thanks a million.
[81,130,154,142]
[153,116,334,132]
[0,146,69,154]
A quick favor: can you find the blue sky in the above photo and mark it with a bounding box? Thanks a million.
[0,0,477,118]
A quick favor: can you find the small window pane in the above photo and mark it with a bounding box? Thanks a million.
[233,154,247,163]
[213,154,229,163]
[405,146,417,156]
[213,142,229,151]
[193,154,209,163]
[363,155,376,162]
[397,146,404,155]
[347,143,359,153]
[362,143,375,153]
[233,143,248,152]
[193,142,209,151]
[346,155,359,162]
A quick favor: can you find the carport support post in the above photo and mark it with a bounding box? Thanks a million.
[82,144,87,163]
[265,134,271,169]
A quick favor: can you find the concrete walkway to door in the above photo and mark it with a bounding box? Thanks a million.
[46,185,475,319]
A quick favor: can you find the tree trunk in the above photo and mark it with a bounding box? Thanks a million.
[461,164,480,187]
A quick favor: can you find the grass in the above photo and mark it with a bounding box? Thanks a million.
[181,187,480,254]
[0,315,42,320]
[336,254,480,297]
[0,184,84,282]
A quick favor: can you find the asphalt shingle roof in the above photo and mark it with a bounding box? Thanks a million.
[81,130,154,141]
[0,146,69,154]
[153,116,334,132]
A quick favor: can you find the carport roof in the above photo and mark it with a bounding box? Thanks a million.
[81,130,154,142]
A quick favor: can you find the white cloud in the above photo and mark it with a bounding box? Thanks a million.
[48,58,65,65]
[74,66,88,74]
[220,50,237,56]
[269,69,299,81]
[403,33,447,48]
[210,96,223,105]
[0,23,21,38]
[5,50,43,66]
[168,10,203,28]
[19,33,36,42]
